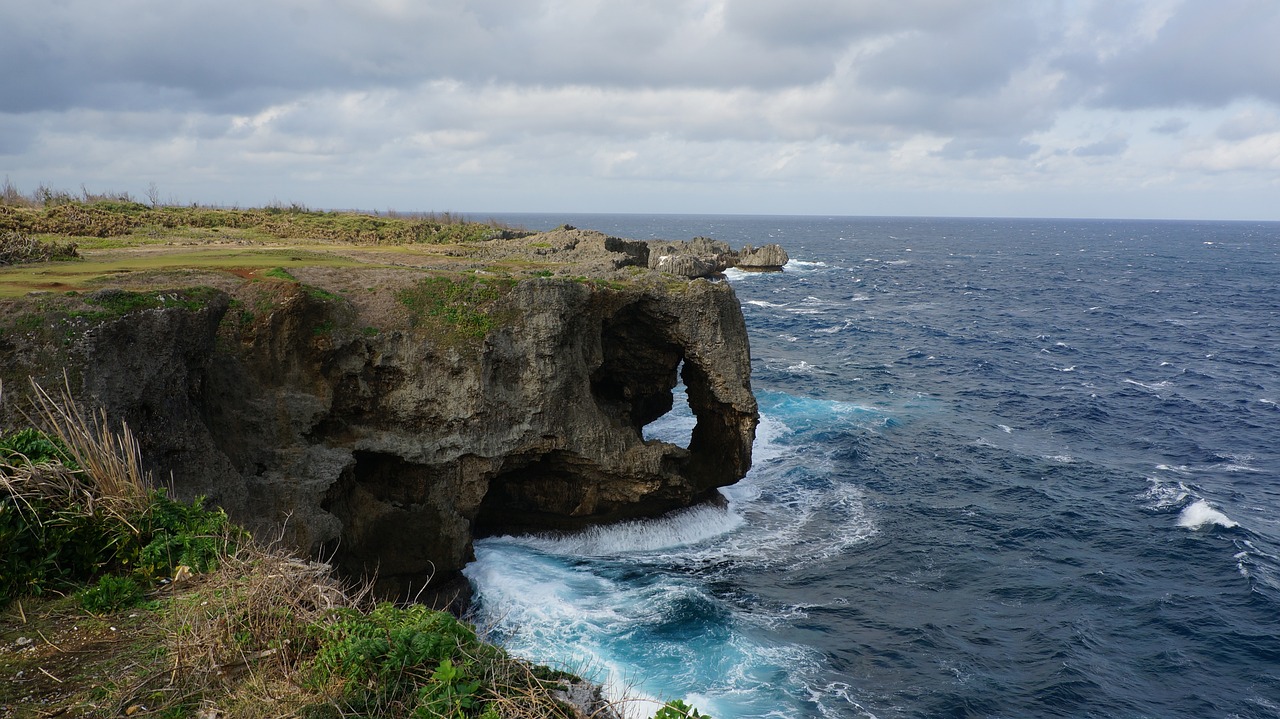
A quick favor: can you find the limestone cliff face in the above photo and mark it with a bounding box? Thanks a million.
[0,275,757,604]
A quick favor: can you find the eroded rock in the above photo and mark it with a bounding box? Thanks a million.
[0,268,758,608]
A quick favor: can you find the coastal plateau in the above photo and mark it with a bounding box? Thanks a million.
[0,222,784,605]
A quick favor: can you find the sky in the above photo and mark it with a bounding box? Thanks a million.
[3,0,1279,220]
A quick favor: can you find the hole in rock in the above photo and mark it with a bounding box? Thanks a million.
[642,360,695,449]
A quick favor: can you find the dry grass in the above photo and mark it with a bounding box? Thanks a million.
[0,375,149,541]
[120,544,365,718]
[22,374,150,518]
[0,230,79,266]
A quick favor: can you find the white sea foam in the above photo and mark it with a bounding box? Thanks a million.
[508,504,747,557]
[998,424,1013,433]
[1177,499,1238,529]
[1141,478,1189,508]
[746,299,789,308]
[785,260,828,270]
[1123,378,1171,393]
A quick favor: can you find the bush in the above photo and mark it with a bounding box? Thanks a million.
[0,230,79,265]
[79,574,143,612]
[309,603,493,715]
[0,427,76,466]
[0,416,241,605]
[135,491,244,580]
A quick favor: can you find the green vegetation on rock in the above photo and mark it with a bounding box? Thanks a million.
[396,274,515,345]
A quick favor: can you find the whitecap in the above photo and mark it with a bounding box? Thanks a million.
[1140,477,1190,509]
[1046,454,1075,463]
[786,360,818,374]
[998,424,1013,434]
[1123,378,1171,392]
[1221,463,1261,473]
[505,503,747,557]
[746,299,788,308]
[783,260,828,272]
[1177,499,1239,529]
[1055,366,1076,372]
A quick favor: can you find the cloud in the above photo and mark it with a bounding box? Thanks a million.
[1071,134,1129,157]
[2,1,1280,218]
[933,137,1039,160]
[1150,117,1188,134]
[1215,109,1280,141]
[1069,0,1280,108]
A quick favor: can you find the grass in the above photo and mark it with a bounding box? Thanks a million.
[0,247,367,298]
[396,274,516,347]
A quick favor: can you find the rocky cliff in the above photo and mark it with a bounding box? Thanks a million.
[0,239,759,606]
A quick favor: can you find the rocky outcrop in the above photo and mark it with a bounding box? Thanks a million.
[648,237,789,276]
[463,226,788,279]
[0,267,758,607]
[734,243,789,271]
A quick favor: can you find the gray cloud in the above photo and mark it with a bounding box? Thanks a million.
[853,6,1040,97]
[1151,117,1188,135]
[934,137,1039,160]
[3,1,1280,219]
[1071,135,1129,157]
[1070,1,1280,108]
[1215,110,1280,141]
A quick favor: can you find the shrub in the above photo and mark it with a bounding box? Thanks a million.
[80,574,144,612]
[0,230,79,265]
[135,491,244,580]
[0,427,76,466]
[309,603,492,714]
[0,380,240,605]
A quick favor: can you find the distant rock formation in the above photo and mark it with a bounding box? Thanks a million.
[734,243,789,271]
[647,236,789,277]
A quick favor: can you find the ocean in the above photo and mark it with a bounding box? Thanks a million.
[463,215,1280,718]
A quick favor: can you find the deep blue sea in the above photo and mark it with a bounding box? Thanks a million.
[464,215,1280,718]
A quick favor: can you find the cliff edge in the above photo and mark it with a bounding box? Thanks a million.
[0,225,760,605]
